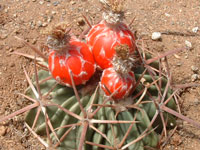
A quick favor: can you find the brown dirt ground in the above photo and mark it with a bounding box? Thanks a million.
[0,0,200,149]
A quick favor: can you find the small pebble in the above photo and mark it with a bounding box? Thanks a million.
[174,54,180,59]
[42,22,48,27]
[126,12,132,15]
[176,62,182,66]
[151,32,161,40]
[191,74,199,82]
[0,126,7,136]
[13,14,17,17]
[0,31,8,39]
[185,40,192,50]
[32,38,37,44]
[165,13,170,17]
[191,65,198,73]
[9,48,14,52]
[194,98,200,105]
[192,27,199,33]
[4,9,8,13]
[30,24,35,30]
[184,55,188,59]
[5,46,10,50]
[70,1,76,5]
[10,63,15,67]
[77,17,85,26]
[53,1,59,6]
[51,11,56,15]
[37,21,42,27]
[62,9,66,15]
[47,16,53,23]
[39,1,44,5]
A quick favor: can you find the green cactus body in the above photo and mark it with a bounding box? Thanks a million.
[25,53,177,150]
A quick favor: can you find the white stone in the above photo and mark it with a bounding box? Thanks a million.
[191,65,198,72]
[37,21,42,27]
[192,27,199,33]
[51,11,56,15]
[191,74,199,82]
[185,40,192,50]
[165,13,170,17]
[151,32,162,40]
[39,1,44,5]
[0,126,7,136]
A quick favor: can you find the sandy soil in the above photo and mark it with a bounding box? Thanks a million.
[0,0,200,149]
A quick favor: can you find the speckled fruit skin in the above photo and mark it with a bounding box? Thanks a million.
[87,20,136,69]
[48,39,96,86]
[100,67,136,100]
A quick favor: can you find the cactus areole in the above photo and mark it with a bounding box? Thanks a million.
[47,24,95,86]
[86,0,136,69]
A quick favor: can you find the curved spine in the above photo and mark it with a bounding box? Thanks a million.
[104,103,119,149]
[33,95,77,134]
[91,95,106,150]
[133,104,159,148]
[118,111,144,150]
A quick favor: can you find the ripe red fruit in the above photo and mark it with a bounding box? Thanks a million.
[48,39,96,86]
[100,67,135,100]
[87,20,136,69]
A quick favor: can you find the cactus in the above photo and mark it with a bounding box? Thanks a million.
[1,2,200,150]
[2,37,200,150]
[24,50,177,150]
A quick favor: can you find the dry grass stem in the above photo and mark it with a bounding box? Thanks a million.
[145,48,185,65]
[12,51,44,62]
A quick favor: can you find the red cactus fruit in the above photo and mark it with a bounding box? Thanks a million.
[100,67,135,100]
[87,20,136,69]
[48,39,96,86]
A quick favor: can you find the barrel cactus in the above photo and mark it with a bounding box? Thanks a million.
[23,1,178,149]
[1,1,200,150]
[24,49,177,150]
